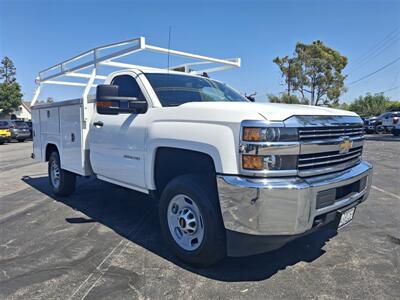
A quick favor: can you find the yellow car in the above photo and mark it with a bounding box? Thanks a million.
[0,128,11,144]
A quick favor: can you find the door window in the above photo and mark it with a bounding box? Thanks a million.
[111,75,145,100]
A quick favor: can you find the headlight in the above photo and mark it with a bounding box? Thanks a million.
[242,154,298,171]
[242,127,298,142]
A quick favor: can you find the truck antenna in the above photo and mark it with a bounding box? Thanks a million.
[167,26,172,73]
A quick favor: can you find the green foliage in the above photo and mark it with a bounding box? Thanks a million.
[46,97,54,103]
[0,57,22,114]
[267,94,308,104]
[328,102,350,111]
[0,56,17,83]
[274,40,348,106]
[347,93,392,117]
[385,100,400,112]
[0,82,23,114]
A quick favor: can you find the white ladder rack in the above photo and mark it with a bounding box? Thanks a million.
[31,36,241,115]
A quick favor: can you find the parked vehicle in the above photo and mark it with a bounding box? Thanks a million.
[363,116,382,134]
[25,121,33,139]
[392,121,400,136]
[363,112,400,134]
[31,38,373,267]
[0,120,31,142]
[380,111,400,132]
[0,123,11,144]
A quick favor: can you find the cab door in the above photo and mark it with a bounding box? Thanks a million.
[89,74,148,191]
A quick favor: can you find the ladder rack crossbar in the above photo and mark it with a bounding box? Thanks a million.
[37,37,240,83]
[31,37,241,108]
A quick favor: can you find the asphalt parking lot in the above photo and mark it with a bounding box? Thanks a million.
[0,137,399,300]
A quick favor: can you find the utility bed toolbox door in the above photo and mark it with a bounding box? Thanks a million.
[60,104,83,173]
[32,109,42,160]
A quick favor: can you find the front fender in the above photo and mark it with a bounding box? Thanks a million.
[145,121,240,190]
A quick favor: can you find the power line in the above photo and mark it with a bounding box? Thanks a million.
[347,36,400,75]
[379,85,400,93]
[347,26,400,73]
[348,56,400,85]
[350,26,399,64]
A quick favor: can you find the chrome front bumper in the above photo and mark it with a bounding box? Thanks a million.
[217,160,373,236]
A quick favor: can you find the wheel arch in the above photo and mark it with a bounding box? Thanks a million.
[44,143,59,161]
[151,146,219,195]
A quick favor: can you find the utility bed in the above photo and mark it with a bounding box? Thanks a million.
[32,98,95,176]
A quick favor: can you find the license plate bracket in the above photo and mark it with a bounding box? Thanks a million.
[338,206,356,229]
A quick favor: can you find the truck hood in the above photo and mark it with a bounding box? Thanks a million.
[179,102,358,122]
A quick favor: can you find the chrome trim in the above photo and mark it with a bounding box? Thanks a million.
[217,160,373,236]
[298,158,361,177]
[298,152,361,168]
[239,141,299,155]
[284,115,363,128]
[241,120,285,128]
[239,168,298,177]
[299,127,363,133]
[299,131,363,139]
[300,137,364,155]
[298,147,362,162]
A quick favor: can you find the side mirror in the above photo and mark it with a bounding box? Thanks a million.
[245,92,257,102]
[96,84,148,115]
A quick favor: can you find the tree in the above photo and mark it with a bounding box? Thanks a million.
[272,57,296,96]
[274,40,348,106]
[348,93,390,117]
[267,93,306,104]
[0,57,22,114]
[46,97,54,103]
[0,82,23,115]
[0,57,17,83]
[385,100,400,112]
[328,102,350,111]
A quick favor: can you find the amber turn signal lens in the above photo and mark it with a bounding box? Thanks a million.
[243,127,263,142]
[97,101,113,107]
[242,155,264,170]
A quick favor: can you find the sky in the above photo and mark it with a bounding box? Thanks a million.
[1,0,399,103]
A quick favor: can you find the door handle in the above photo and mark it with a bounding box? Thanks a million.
[93,121,104,127]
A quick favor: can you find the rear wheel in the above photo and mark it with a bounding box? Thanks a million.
[17,139,25,142]
[48,151,76,196]
[159,174,226,267]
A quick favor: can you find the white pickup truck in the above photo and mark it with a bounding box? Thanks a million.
[31,38,373,267]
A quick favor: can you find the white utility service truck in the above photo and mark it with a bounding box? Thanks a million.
[31,37,373,266]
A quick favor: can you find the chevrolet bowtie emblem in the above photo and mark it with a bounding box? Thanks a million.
[339,138,353,154]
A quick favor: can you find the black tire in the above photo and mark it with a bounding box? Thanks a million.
[375,125,385,134]
[48,151,76,196]
[0,141,4,145]
[17,139,25,142]
[159,174,226,267]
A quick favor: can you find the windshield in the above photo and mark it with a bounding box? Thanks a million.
[145,73,248,107]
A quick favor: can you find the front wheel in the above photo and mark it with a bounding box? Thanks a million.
[48,151,76,196]
[375,125,385,134]
[159,174,226,267]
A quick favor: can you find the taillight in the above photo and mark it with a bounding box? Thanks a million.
[394,117,399,124]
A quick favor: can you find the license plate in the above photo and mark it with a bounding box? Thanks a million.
[338,207,356,229]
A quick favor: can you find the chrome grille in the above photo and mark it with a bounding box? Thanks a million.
[298,125,364,141]
[298,146,363,176]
